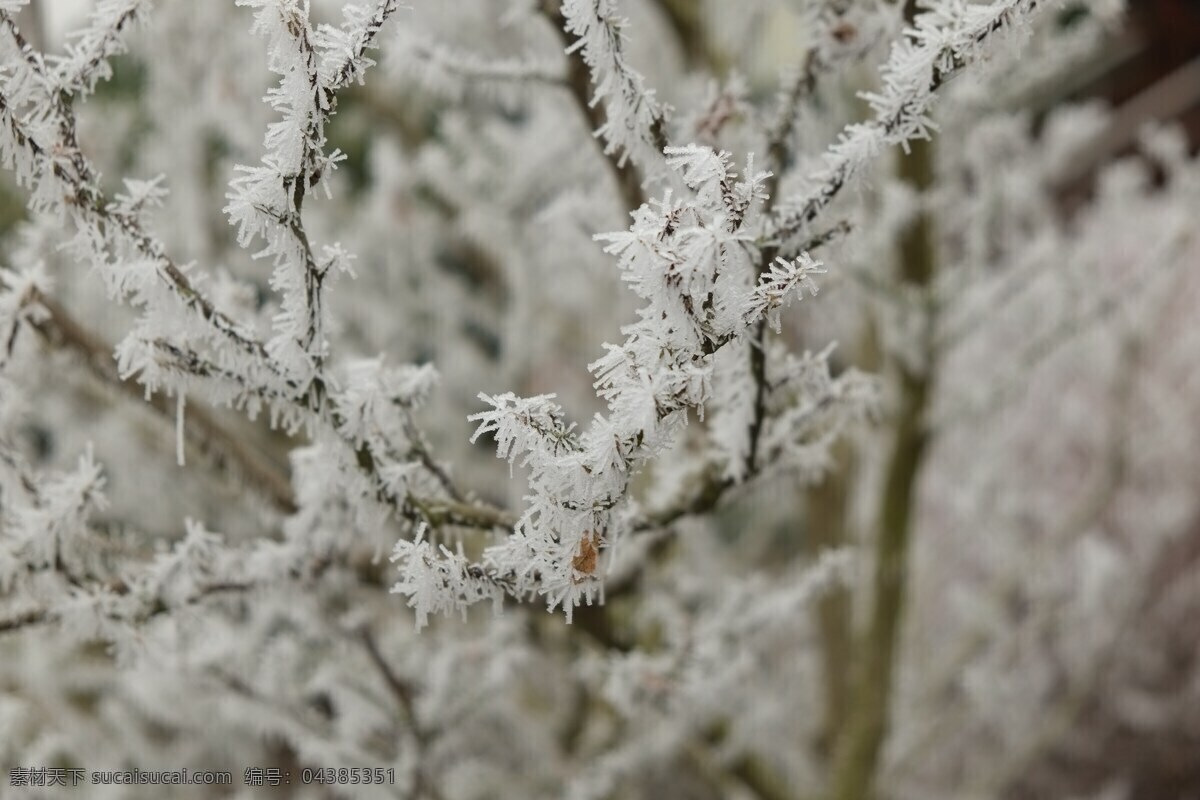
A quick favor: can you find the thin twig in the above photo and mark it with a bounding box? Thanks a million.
[358,627,446,800]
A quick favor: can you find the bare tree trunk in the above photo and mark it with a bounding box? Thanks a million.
[830,126,937,800]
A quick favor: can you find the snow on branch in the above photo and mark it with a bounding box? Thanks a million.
[0,504,320,646]
[593,547,855,725]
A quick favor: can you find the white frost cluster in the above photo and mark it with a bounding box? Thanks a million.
[560,0,670,172]
[453,146,827,619]
[772,0,1044,246]
[226,0,396,386]
[389,525,505,629]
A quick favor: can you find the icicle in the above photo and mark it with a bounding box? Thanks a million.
[176,391,186,467]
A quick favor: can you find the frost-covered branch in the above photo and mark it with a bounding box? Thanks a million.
[10,282,298,513]
[770,0,1047,248]
[542,0,670,211]
[394,146,830,623]
[54,0,147,97]
[226,0,398,390]
[356,627,445,800]
[0,1,514,547]
[556,0,670,167]
[741,1,879,482]
[0,441,107,593]
[0,11,291,422]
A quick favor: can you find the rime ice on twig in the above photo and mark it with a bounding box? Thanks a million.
[396,147,829,620]
[225,0,398,389]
